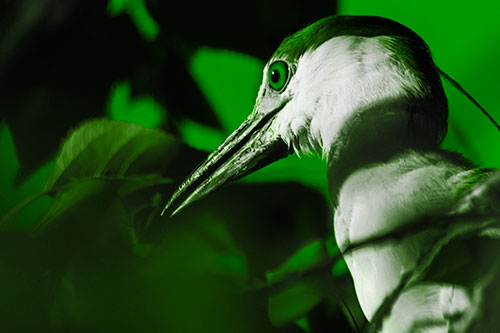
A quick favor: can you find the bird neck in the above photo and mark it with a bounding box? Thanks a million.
[326,104,443,207]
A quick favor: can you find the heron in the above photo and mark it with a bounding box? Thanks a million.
[163,15,500,332]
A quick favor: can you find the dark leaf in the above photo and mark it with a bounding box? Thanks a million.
[45,119,178,191]
[268,279,325,326]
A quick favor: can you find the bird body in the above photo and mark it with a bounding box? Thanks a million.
[333,149,476,328]
[165,15,500,332]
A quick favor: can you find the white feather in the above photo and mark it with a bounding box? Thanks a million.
[271,35,425,156]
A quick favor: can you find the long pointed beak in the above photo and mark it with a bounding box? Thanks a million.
[162,100,292,216]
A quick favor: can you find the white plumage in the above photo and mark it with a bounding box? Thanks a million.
[267,36,427,157]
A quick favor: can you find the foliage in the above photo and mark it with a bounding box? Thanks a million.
[0,115,352,332]
[0,0,343,329]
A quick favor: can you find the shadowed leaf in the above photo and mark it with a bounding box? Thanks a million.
[37,176,171,233]
[268,280,324,326]
[0,123,54,230]
[45,119,178,191]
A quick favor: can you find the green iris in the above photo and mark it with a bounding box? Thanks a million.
[268,61,289,92]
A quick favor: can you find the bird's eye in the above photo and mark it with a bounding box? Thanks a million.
[268,61,289,92]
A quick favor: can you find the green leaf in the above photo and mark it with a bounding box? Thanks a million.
[177,118,226,152]
[107,81,165,129]
[0,191,51,231]
[295,317,311,332]
[36,175,171,233]
[266,240,330,285]
[188,47,264,133]
[37,178,113,232]
[45,119,178,191]
[241,155,328,199]
[1,117,174,232]
[268,280,324,327]
[113,174,172,196]
[331,259,348,277]
[0,123,54,230]
[210,253,248,278]
[107,0,159,41]
[265,239,349,327]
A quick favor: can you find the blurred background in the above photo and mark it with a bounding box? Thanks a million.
[0,0,498,332]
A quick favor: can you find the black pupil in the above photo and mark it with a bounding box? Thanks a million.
[270,69,280,83]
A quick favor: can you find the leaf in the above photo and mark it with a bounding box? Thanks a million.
[177,118,226,152]
[295,317,311,332]
[0,191,49,231]
[107,0,159,41]
[242,155,329,198]
[266,240,330,285]
[37,179,115,232]
[106,81,165,129]
[209,253,248,278]
[188,48,264,133]
[265,239,354,329]
[45,119,178,191]
[36,175,171,233]
[267,267,344,329]
[114,174,172,195]
[268,281,323,327]
[0,123,54,230]
[331,259,348,277]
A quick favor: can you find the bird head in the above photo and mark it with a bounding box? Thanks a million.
[163,15,448,216]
